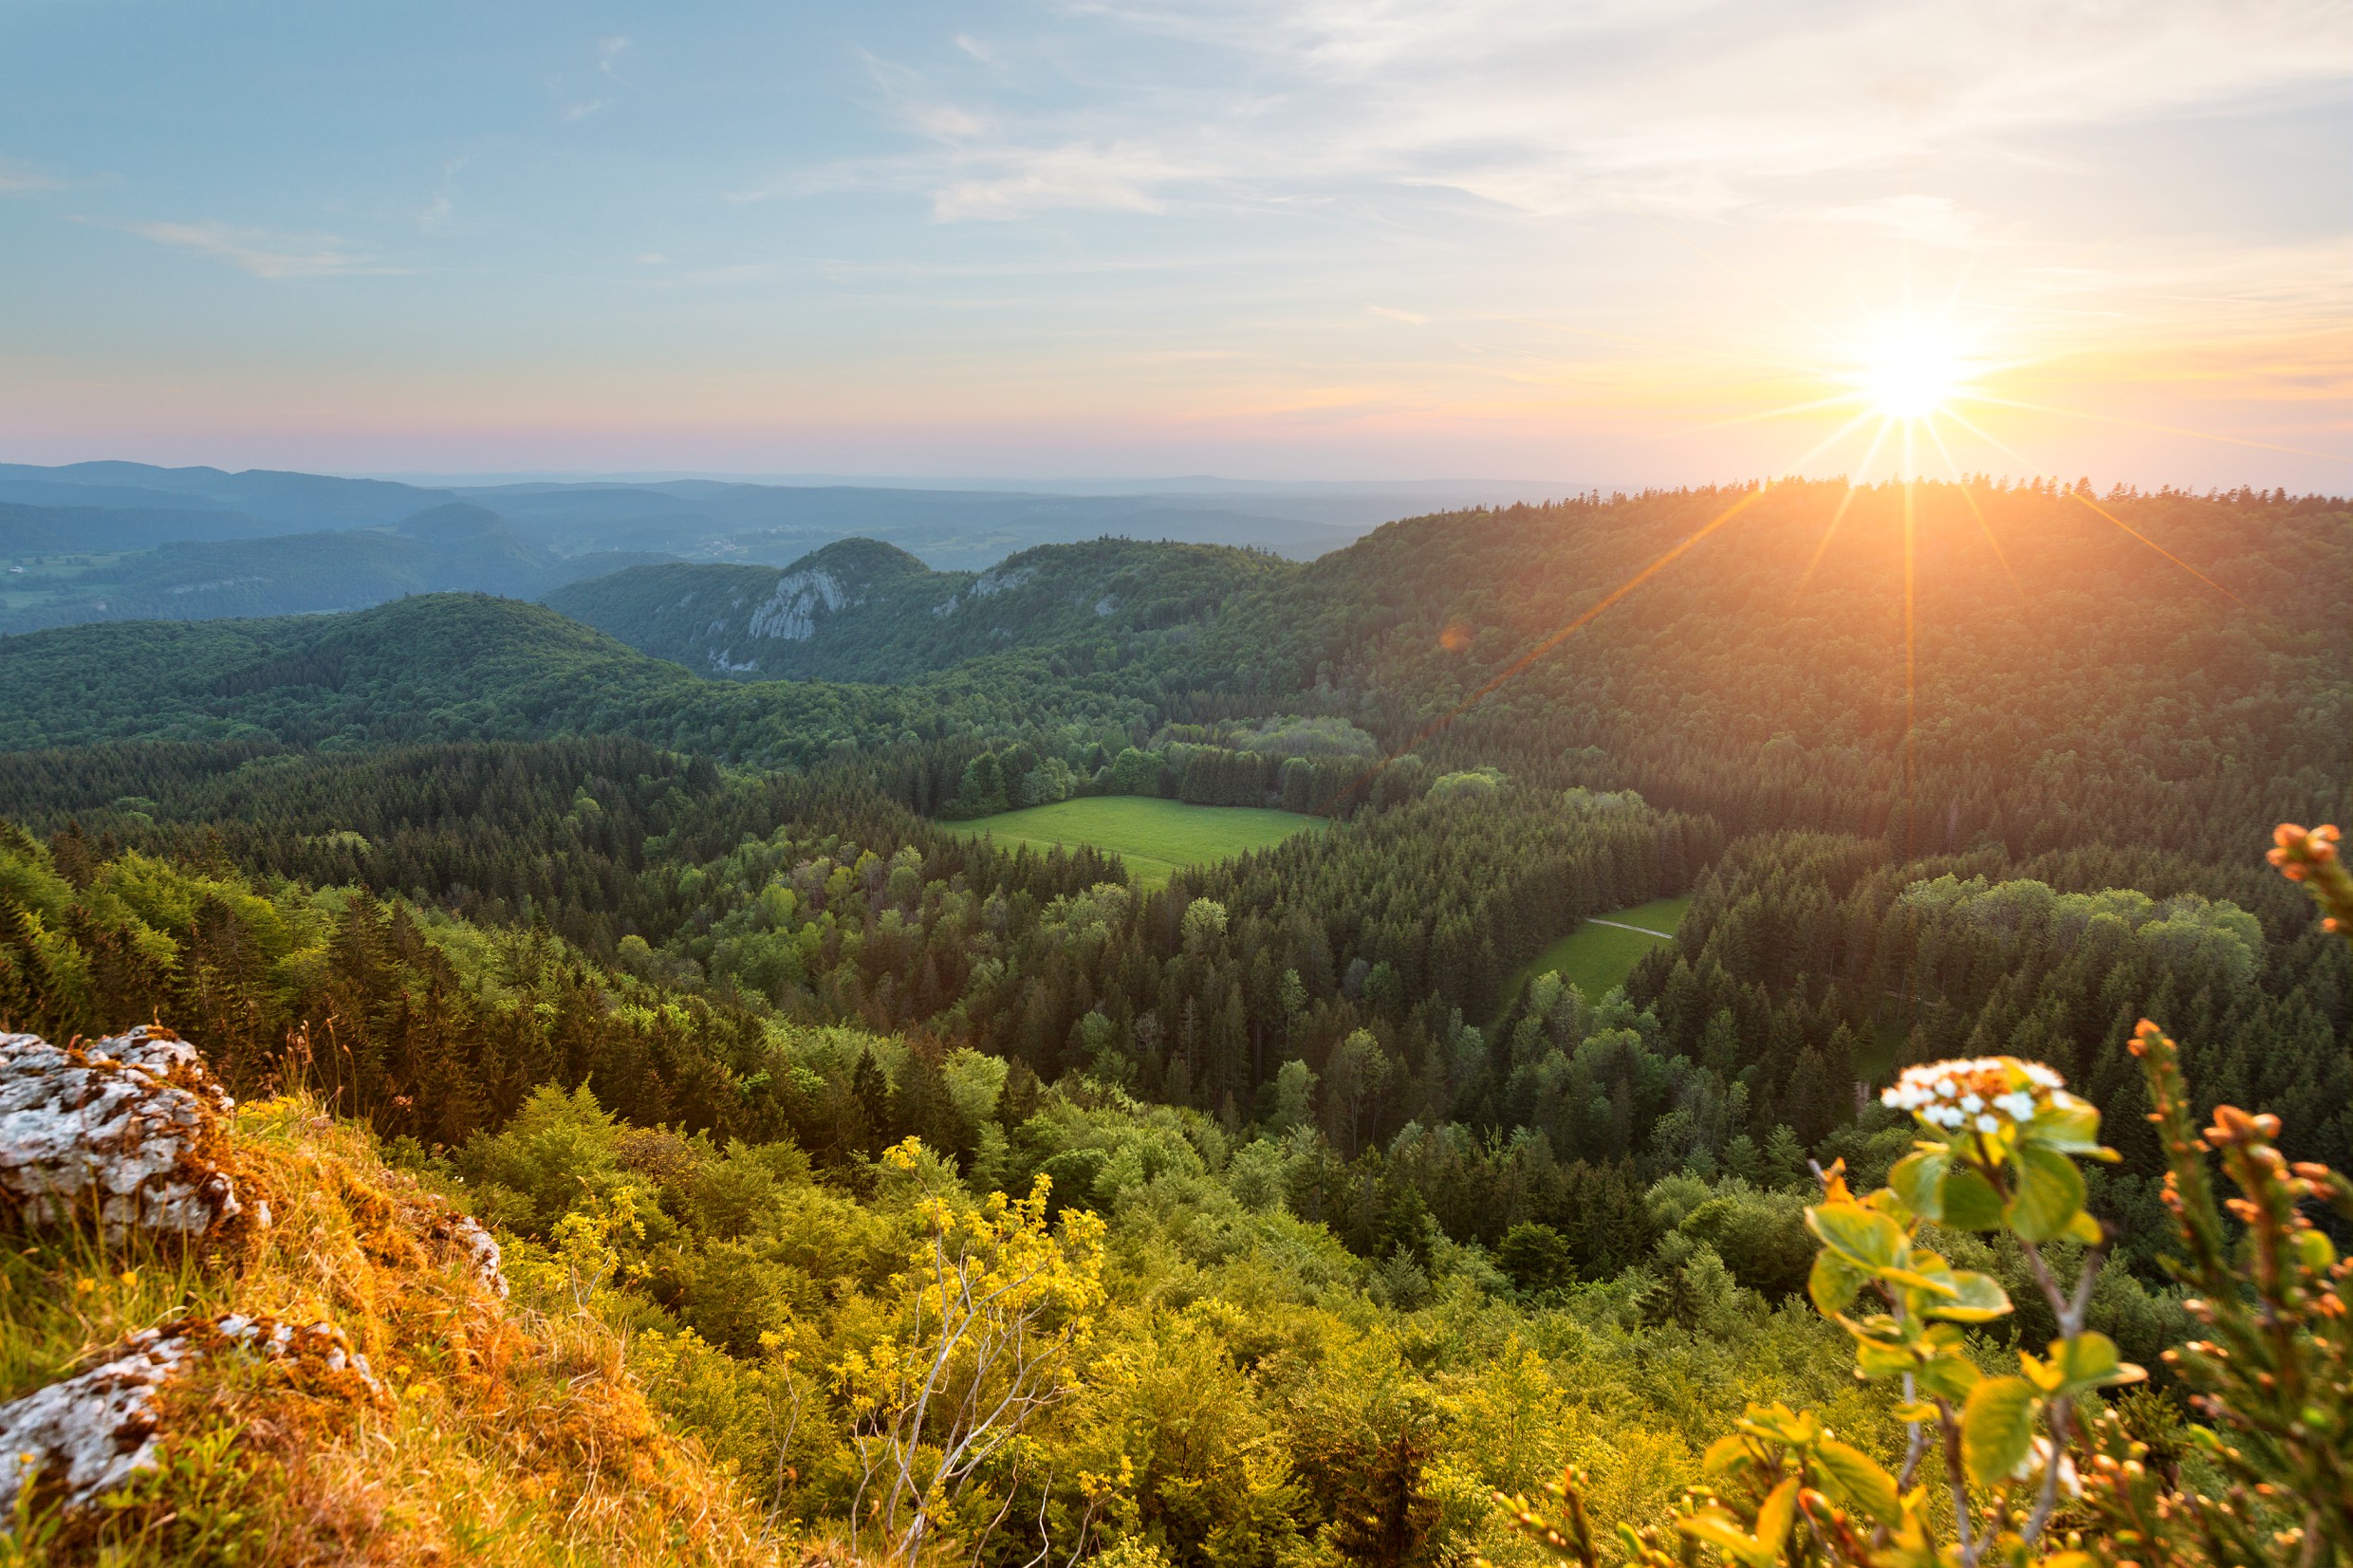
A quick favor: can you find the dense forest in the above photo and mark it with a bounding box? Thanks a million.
[1,478,2346,1565]
[545,536,1290,683]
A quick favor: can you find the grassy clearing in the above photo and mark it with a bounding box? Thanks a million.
[947,796,1325,890]
[1499,895,1692,1017]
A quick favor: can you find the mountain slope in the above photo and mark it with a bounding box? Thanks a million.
[0,503,662,634]
[544,535,1291,682]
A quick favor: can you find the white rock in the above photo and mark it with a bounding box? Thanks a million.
[428,1209,509,1299]
[0,1316,378,1527]
[0,1027,242,1238]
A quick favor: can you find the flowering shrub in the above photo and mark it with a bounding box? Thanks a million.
[1491,825,2353,1568]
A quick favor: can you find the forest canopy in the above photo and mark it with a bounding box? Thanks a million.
[0,478,2344,1566]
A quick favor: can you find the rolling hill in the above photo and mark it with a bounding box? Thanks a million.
[0,502,664,634]
[0,591,1158,759]
[541,535,1292,682]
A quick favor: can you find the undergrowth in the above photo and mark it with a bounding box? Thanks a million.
[1,1093,775,1566]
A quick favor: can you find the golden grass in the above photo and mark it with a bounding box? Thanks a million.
[3,1094,782,1566]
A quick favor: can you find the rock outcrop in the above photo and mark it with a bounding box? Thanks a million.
[0,1026,244,1238]
[0,1315,380,1524]
[424,1208,510,1299]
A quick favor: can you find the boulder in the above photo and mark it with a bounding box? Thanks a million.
[0,1026,243,1238]
[0,1315,380,1525]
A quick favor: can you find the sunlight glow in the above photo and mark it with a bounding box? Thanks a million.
[1854,331,1972,421]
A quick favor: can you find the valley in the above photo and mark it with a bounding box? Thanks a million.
[0,477,2344,1567]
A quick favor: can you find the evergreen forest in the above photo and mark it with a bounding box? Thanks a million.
[1,476,2347,1566]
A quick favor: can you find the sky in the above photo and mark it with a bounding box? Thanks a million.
[2,0,2347,487]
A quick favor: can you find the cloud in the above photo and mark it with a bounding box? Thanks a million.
[0,157,68,194]
[786,0,2352,224]
[931,141,1192,221]
[1814,194,1983,248]
[599,36,631,80]
[562,97,614,121]
[1367,305,1428,324]
[109,219,396,278]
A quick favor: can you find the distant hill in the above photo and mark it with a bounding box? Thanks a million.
[0,502,667,634]
[543,535,1292,682]
[0,460,1383,570]
[0,461,453,526]
[0,592,1155,758]
[463,482,1371,565]
[0,500,283,553]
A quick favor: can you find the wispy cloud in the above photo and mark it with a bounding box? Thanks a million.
[0,157,68,194]
[561,97,614,121]
[774,0,2352,224]
[109,219,397,278]
[931,141,1195,221]
[1367,305,1428,324]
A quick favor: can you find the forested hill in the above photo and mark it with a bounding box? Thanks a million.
[3,481,2343,868]
[1186,480,2351,862]
[0,593,1158,759]
[543,535,1289,682]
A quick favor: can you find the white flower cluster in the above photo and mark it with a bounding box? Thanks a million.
[1881,1056,2068,1136]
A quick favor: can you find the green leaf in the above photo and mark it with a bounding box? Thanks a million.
[1808,1245,1867,1315]
[1918,1349,1981,1402]
[1848,1325,1919,1380]
[1701,1434,1754,1479]
[2046,1332,2146,1394]
[1961,1375,2038,1488]
[1939,1167,2005,1230]
[1919,1269,2010,1323]
[1813,1438,1902,1525]
[1681,1480,1799,1568]
[1806,1201,1905,1269]
[1680,1513,1775,1567]
[2023,1098,2103,1154]
[2004,1144,2084,1243]
[1889,1149,1948,1219]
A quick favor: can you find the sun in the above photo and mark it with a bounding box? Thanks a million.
[1855,331,1970,420]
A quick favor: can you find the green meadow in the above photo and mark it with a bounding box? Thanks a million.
[947,796,1325,890]
[1499,894,1692,1016]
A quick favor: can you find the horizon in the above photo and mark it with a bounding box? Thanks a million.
[7,458,2341,502]
[3,1,2346,489]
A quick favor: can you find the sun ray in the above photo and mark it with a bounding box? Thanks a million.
[1689,391,1877,431]
[1902,465,1918,858]
[1940,408,2251,609]
[1965,395,2351,462]
[2068,491,2251,611]
[1337,481,1788,806]
[1936,407,2041,474]
[1923,416,2023,598]
[1794,417,1893,599]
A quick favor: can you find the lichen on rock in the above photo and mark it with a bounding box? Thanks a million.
[0,1026,244,1238]
[0,1315,380,1527]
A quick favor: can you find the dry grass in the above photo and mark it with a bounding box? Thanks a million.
[4,1093,784,1566]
